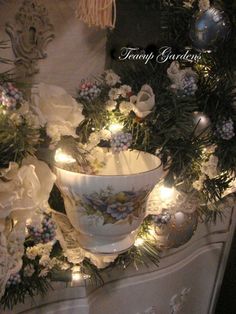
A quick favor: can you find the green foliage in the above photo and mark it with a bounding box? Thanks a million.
[198,204,225,224]
[0,253,52,311]
[0,113,40,168]
[0,274,52,311]
[202,173,233,203]
[1,0,236,310]
[49,185,66,214]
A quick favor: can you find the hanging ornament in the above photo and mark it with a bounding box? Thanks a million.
[193,111,211,136]
[76,0,116,29]
[189,6,231,51]
[155,211,198,249]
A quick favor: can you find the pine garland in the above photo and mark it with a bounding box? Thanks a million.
[0,0,236,310]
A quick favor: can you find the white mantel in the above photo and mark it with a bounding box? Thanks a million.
[3,205,235,314]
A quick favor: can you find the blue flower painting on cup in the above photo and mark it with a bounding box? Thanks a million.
[78,187,150,225]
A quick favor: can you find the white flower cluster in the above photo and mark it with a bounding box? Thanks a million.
[147,183,200,216]
[0,155,55,297]
[193,154,219,191]
[78,130,112,172]
[88,129,112,148]
[106,80,155,119]
[64,248,85,265]
[104,69,121,86]
[0,222,26,298]
[183,0,195,8]
[198,0,210,11]
[26,242,53,260]
[31,83,84,145]
[26,241,58,277]
[130,85,155,118]
[84,251,118,269]
[0,157,55,220]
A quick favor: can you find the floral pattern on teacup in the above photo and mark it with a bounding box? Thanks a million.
[76,187,150,225]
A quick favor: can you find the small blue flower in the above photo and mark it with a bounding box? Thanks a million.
[216,118,235,140]
[6,273,21,287]
[83,194,107,212]
[181,75,198,96]
[107,202,134,220]
[111,132,132,153]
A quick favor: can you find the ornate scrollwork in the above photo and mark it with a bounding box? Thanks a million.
[170,287,191,314]
[5,0,55,76]
[137,306,158,314]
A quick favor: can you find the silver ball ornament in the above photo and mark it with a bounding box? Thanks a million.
[190,7,231,51]
[193,111,211,136]
[155,211,198,249]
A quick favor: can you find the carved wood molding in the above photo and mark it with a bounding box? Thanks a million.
[170,287,191,314]
[136,306,158,314]
[5,0,55,77]
[136,288,191,314]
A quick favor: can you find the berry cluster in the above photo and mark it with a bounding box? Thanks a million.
[78,81,101,100]
[6,273,21,287]
[152,212,171,227]
[0,82,23,110]
[216,118,235,140]
[180,75,198,96]
[110,132,132,153]
[27,215,56,244]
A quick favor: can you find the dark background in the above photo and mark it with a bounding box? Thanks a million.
[106,1,236,313]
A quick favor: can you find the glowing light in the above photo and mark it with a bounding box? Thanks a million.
[134,237,144,247]
[197,64,210,78]
[159,186,175,201]
[148,226,156,237]
[72,266,82,281]
[26,218,32,225]
[108,122,123,134]
[71,266,90,282]
[55,148,76,164]
[72,272,82,281]
[13,219,18,226]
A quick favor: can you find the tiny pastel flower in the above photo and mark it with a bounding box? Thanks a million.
[107,202,134,220]
[108,88,121,100]
[119,101,133,116]
[104,69,121,86]
[132,85,155,118]
[120,85,132,98]
[105,100,117,112]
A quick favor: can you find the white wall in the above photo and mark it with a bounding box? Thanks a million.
[0,0,106,95]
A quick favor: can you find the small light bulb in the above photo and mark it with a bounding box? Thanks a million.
[55,148,76,164]
[148,226,156,237]
[134,237,144,247]
[108,123,123,134]
[72,272,82,282]
[13,219,18,226]
[159,186,175,201]
[26,218,32,226]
